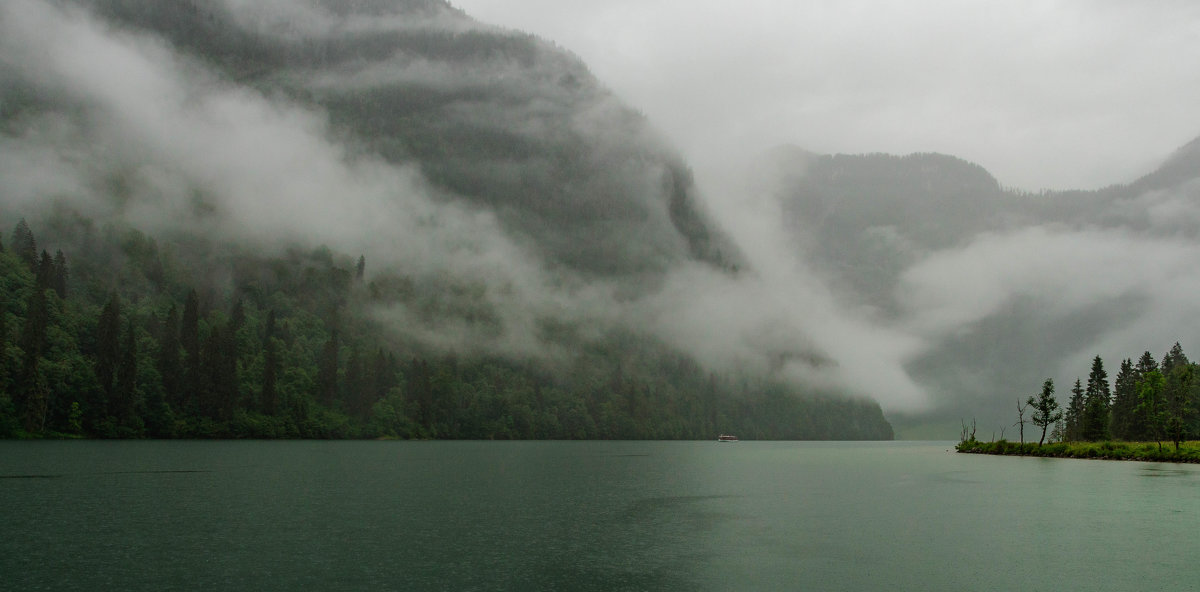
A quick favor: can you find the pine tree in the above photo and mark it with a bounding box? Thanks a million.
[1161,342,1188,375]
[200,323,238,421]
[1064,378,1085,442]
[93,294,122,420]
[1136,370,1167,452]
[355,255,365,281]
[344,345,366,419]
[230,299,245,332]
[51,250,68,299]
[179,289,200,415]
[1110,358,1137,440]
[113,318,139,427]
[260,310,278,415]
[1082,355,1111,441]
[11,219,37,269]
[158,305,182,413]
[1131,351,1158,441]
[15,282,49,433]
[35,251,54,291]
[316,331,339,408]
[1162,363,1194,451]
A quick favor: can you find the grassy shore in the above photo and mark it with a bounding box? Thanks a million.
[955,439,1200,463]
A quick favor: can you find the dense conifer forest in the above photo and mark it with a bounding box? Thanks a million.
[0,214,893,440]
[958,344,1200,458]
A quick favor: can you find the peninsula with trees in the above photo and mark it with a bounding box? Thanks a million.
[957,345,1200,462]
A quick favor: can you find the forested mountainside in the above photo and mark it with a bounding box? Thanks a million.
[62,0,740,278]
[0,0,892,440]
[0,215,892,439]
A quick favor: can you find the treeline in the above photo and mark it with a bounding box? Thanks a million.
[1010,345,1200,451]
[0,214,892,440]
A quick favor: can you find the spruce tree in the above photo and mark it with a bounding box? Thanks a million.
[344,345,366,419]
[157,305,182,413]
[316,331,339,408]
[1064,378,1085,441]
[1162,363,1194,451]
[260,310,278,415]
[1110,358,1137,440]
[179,289,200,414]
[1136,370,1167,452]
[51,250,68,299]
[15,282,49,433]
[1161,342,1188,375]
[1083,355,1111,441]
[11,219,37,269]
[35,251,54,291]
[113,318,139,427]
[94,294,122,420]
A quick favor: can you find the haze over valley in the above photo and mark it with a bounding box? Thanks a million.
[3,0,1199,438]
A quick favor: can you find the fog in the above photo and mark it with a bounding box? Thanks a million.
[455,0,1200,192]
[454,0,1200,436]
[4,0,1200,437]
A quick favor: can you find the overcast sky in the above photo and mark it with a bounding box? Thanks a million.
[454,0,1200,191]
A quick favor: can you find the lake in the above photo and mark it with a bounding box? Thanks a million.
[2,440,1197,591]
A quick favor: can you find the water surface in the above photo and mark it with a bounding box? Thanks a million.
[2,441,1197,590]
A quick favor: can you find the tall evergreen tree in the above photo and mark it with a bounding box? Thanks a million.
[316,331,339,408]
[344,345,367,419]
[35,251,55,291]
[1135,350,1158,376]
[179,289,201,414]
[1082,355,1111,441]
[260,310,278,415]
[11,219,37,269]
[93,294,122,420]
[1064,378,1085,442]
[51,250,68,299]
[1110,358,1138,440]
[1162,363,1195,450]
[409,358,434,430]
[230,299,245,332]
[15,282,49,433]
[1136,370,1168,452]
[113,318,139,427]
[1161,342,1188,376]
[158,305,182,413]
[200,323,238,421]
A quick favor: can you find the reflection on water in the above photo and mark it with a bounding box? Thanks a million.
[2,441,1199,592]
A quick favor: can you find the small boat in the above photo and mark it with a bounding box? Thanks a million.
[717,434,738,442]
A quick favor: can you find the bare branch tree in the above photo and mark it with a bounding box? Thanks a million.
[1015,398,1029,445]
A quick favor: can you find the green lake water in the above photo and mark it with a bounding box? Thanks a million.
[2,440,1197,591]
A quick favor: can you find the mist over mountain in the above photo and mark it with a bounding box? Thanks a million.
[0,0,898,439]
[765,135,1200,437]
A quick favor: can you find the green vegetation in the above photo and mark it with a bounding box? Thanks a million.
[956,439,1200,463]
[0,215,892,440]
[959,344,1200,461]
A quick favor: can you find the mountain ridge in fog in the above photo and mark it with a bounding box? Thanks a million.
[764,133,1200,437]
[0,0,897,439]
[68,0,740,279]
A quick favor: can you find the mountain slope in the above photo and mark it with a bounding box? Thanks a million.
[0,0,893,439]
[73,0,739,278]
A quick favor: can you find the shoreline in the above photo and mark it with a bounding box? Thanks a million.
[955,439,1200,463]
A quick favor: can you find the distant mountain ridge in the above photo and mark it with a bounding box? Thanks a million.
[765,133,1200,436]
